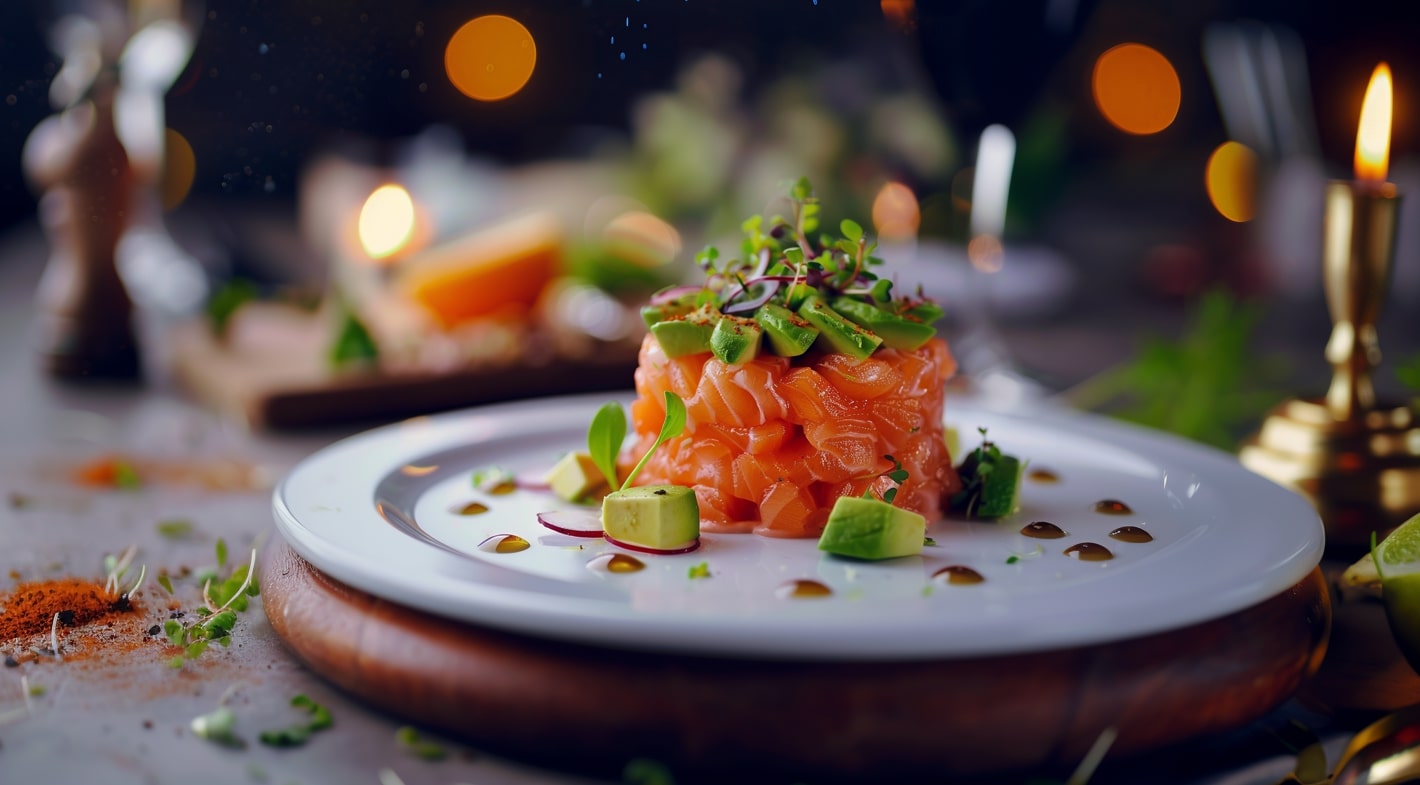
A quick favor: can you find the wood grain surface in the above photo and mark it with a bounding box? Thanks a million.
[259,541,1330,782]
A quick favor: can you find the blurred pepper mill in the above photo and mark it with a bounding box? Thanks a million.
[27,66,142,382]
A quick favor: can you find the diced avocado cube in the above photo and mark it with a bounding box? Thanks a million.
[602,485,700,549]
[711,314,762,365]
[755,303,819,357]
[649,303,720,358]
[640,294,697,327]
[943,425,961,462]
[817,496,926,560]
[975,455,1023,519]
[797,298,882,359]
[831,297,937,351]
[545,451,609,502]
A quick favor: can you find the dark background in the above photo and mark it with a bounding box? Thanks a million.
[1,0,1418,234]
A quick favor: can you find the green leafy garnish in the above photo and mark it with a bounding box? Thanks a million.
[588,402,627,490]
[328,302,379,369]
[923,537,938,547]
[470,465,515,493]
[1006,555,1020,565]
[157,573,175,594]
[1065,290,1283,449]
[165,548,260,669]
[623,758,676,785]
[26,681,45,697]
[395,726,447,761]
[949,429,1023,519]
[620,392,686,491]
[207,278,258,338]
[258,694,333,747]
[687,562,710,579]
[882,455,909,505]
[156,519,194,539]
[215,538,229,569]
[113,461,142,490]
[191,706,242,747]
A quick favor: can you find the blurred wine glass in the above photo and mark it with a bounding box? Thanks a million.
[914,0,1097,404]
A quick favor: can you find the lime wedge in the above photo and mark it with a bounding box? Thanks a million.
[1372,513,1420,673]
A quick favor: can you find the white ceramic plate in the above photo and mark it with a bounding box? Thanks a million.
[272,393,1323,661]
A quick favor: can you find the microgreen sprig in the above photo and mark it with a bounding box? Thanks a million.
[164,541,259,669]
[258,694,333,747]
[587,402,627,489]
[620,392,686,491]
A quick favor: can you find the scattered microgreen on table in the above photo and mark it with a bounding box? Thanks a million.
[687,562,711,579]
[163,540,259,669]
[395,725,447,761]
[259,694,333,747]
[155,519,194,539]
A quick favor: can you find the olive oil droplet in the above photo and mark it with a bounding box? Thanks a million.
[1109,526,1153,543]
[454,501,490,516]
[1064,542,1114,561]
[933,565,985,585]
[487,481,517,496]
[588,553,645,573]
[1027,468,1060,483]
[777,579,832,599]
[1021,521,1067,539]
[1094,499,1133,515]
[478,534,529,553]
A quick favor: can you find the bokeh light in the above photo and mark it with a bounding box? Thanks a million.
[1204,141,1257,223]
[880,0,916,32]
[161,128,196,211]
[871,182,921,240]
[445,15,537,102]
[1091,43,1181,135]
[358,184,417,261]
[604,211,682,266]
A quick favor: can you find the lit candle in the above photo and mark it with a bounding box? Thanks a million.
[1322,63,1401,419]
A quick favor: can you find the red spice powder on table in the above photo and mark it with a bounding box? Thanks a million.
[0,578,140,643]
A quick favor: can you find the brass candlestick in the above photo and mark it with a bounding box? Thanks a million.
[1240,181,1420,553]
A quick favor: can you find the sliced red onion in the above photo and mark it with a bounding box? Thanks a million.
[537,510,605,538]
[604,532,702,555]
[649,285,702,306]
[722,280,783,314]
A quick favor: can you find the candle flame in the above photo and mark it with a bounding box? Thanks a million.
[358,184,417,261]
[1355,63,1392,182]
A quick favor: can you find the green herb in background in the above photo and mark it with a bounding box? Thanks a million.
[156,519,194,539]
[1064,290,1284,450]
[687,562,710,579]
[328,302,379,369]
[206,278,258,339]
[395,726,447,761]
[623,759,676,785]
[1397,354,1420,409]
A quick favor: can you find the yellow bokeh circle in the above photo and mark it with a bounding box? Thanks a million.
[162,128,196,211]
[1205,141,1257,223]
[1092,43,1181,135]
[444,15,537,102]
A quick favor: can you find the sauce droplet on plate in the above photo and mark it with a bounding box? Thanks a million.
[1064,542,1114,561]
[589,553,645,573]
[487,481,518,496]
[1109,525,1153,543]
[777,579,832,599]
[933,565,985,585]
[1027,468,1060,483]
[1094,499,1133,515]
[1021,521,1067,539]
[454,501,490,516]
[478,534,530,553]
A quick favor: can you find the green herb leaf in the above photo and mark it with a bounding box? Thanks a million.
[258,695,333,747]
[624,758,676,785]
[207,278,258,338]
[588,402,627,490]
[395,726,447,761]
[215,539,229,569]
[923,537,937,547]
[1006,555,1020,565]
[26,681,45,697]
[157,574,174,595]
[687,562,710,580]
[164,619,186,646]
[621,392,686,491]
[156,519,194,539]
[328,303,379,369]
[191,706,241,746]
[840,219,863,242]
[113,461,142,491]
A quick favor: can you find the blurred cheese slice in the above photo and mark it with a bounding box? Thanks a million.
[397,213,563,329]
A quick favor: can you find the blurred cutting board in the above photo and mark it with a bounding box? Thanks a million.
[168,305,637,430]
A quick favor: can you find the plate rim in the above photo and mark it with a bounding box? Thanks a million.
[271,391,1325,662]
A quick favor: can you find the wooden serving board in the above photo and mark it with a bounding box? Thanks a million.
[168,317,637,430]
[259,541,1330,781]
